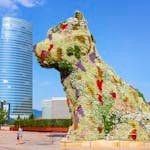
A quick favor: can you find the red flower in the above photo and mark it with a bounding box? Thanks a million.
[110,92,117,99]
[40,50,46,61]
[131,135,137,140]
[66,97,70,107]
[97,94,103,105]
[97,127,103,133]
[61,23,68,30]
[130,129,137,141]
[131,129,137,134]
[96,80,103,91]
[48,44,54,51]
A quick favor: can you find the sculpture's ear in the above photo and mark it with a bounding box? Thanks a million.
[74,11,85,21]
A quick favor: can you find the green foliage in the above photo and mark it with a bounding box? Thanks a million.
[102,103,113,116]
[74,45,81,59]
[0,108,8,125]
[102,113,121,135]
[51,21,65,33]
[136,89,146,102]
[58,60,73,73]
[66,47,74,56]
[37,56,49,68]
[75,11,84,20]
[29,114,35,120]
[52,23,61,33]
[37,56,41,63]
[102,114,116,134]
[17,115,21,120]
[66,45,81,59]
[13,119,72,128]
[48,60,59,68]
[75,35,86,44]
[91,34,96,43]
[96,97,114,120]
[14,115,22,127]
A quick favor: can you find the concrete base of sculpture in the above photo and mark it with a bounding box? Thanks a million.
[60,138,150,150]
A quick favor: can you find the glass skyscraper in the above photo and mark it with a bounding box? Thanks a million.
[0,17,32,119]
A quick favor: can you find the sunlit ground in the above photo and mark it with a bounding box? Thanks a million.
[0,131,149,150]
[0,131,63,150]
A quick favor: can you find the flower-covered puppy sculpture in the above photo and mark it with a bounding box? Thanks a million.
[34,11,150,141]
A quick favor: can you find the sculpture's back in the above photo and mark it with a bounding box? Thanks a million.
[34,11,150,141]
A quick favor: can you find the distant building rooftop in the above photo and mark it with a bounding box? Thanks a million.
[51,97,66,100]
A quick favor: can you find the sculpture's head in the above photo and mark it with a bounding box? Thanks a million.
[34,11,96,77]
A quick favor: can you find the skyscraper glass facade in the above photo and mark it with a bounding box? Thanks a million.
[0,17,32,118]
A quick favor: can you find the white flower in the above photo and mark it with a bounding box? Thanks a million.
[43,61,48,65]
[67,17,78,25]
[80,21,87,27]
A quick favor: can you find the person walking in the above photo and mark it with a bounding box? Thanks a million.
[17,127,23,144]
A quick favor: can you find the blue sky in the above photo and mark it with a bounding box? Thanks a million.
[0,0,150,110]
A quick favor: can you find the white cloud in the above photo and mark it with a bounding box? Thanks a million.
[15,0,43,7]
[0,0,45,16]
[0,0,18,10]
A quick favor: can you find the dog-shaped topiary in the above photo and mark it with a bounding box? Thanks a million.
[34,11,150,141]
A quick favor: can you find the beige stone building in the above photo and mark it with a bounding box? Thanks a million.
[42,97,71,119]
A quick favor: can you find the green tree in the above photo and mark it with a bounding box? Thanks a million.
[0,108,7,126]
[29,114,35,120]
[17,115,21,120]
[15,115,22,127]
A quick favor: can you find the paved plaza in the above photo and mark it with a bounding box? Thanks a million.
[0,131,149,150]
[0,131,64,150]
